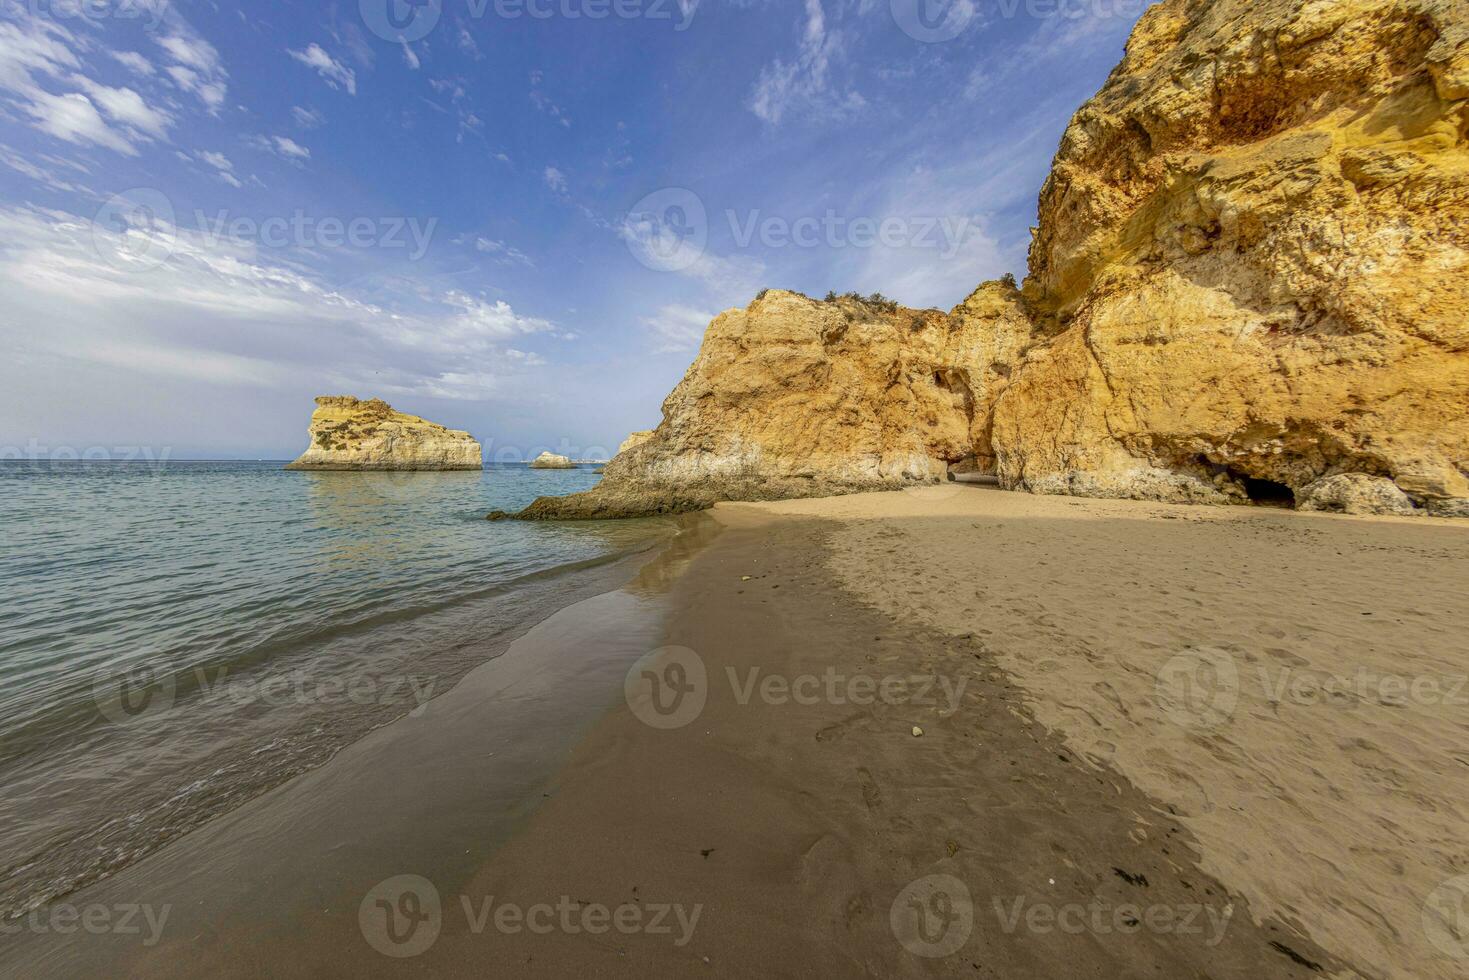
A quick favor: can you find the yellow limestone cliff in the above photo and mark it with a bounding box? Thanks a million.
[285,396,482,471]
[994,0,1469,516]
[509,0,1468,520]
[505,288,1031,518]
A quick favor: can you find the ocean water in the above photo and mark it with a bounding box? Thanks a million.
[0,461,671,919]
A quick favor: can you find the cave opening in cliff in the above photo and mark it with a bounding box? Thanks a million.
[1239,474,1296,508]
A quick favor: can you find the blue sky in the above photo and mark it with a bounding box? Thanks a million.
[0,0,1147,460]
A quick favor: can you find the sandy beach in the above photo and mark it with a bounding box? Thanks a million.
[757,485,1469,979]
[9,484,1466,976]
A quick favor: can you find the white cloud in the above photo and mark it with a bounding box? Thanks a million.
[0,17,151,154]
[291,106,325,128]
[23,91,137,155]
[154,28,227,111]
[0,145,90,194]
[289,44,357,96]
[457,29,482,60]
[110,51,155,77]
[474,238,534,268]
[247,135,311,162]
[0,17,80,92]
[619,212,766,299]
[71,77,173,139]
[642,304,713,354]
[0,204,559,401]
[543,167,568,193]
[749,0,864,125]
[197,150,233,172]
[195,150,244,187]
[273,136,311,160]
[530,91,571,128]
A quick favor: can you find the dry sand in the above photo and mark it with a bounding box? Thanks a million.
[748,485,1469,979]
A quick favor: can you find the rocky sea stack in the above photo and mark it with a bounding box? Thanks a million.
[285,396,482,472]
[507,0,1468,521]
[528,451,577,469]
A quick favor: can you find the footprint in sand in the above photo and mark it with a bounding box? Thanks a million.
[857,766,885,810]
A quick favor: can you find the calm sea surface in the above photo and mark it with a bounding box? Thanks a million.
[0,461,670,919]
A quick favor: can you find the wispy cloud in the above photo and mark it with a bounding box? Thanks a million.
[473,237,535,268]
[0,17,171,155]
[291,105,325,128]
[528,70,571,128]
[288,44,356,95]
[749,0,864,125]
[155,25,228,111]
[642,304,714,354]
[247,134,311,162]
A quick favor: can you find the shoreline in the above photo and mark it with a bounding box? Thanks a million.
[4,486,1465,976]
[0,515,705,978]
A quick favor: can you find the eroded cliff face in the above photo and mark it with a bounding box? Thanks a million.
[285,396,482,471]
[512,287,1031,518]
[516,0,1468,520]
[994,0,1469,515]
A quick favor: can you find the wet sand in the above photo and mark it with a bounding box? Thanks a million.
[6,486,1465,977]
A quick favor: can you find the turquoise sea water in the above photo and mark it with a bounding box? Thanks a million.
[0,461,669,918]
